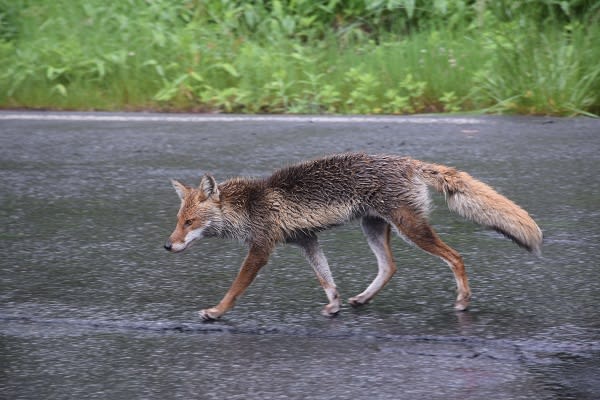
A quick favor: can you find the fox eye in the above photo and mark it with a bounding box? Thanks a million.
[183,219,194,227]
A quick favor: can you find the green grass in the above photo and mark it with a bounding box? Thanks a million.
[1,0,599,116]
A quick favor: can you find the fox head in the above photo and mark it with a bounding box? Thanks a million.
[164,174,222,252]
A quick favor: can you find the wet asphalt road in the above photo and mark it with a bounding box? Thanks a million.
[1,112,599,399]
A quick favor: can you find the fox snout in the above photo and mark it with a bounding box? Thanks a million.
[164,237,186,253]
[165,228,201,252]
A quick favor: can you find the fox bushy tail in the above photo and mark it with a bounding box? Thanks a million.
[416,161,543,255]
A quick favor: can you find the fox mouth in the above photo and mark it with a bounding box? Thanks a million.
[164,239,192,252]
[165,225,209,252]
[164,235,201,253]
[164,241,182,252]
[166,226,208,252]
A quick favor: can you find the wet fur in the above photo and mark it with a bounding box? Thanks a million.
[166,153,542,320]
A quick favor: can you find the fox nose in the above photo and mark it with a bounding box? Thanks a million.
[164,240,173,251]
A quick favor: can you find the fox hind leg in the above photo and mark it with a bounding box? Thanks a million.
[294,234,341,317]
[349,216,397,307]
[390,207,471,311]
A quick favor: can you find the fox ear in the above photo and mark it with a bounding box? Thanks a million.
[171,179,188,200]
[199,174,219,198]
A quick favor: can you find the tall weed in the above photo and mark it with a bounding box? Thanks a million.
[473,20,600,115]
[0,0,598,115]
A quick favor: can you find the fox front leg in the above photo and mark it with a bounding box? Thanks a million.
[200,244,272,321]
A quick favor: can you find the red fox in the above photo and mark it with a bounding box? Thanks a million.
[165,153,542,320]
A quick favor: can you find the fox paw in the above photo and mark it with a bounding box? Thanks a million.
[348,295,370,308]
[321,303,340,317]
[454,298,470,311]
[199,308,222,321]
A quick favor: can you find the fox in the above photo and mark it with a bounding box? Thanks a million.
[164,153,542,320]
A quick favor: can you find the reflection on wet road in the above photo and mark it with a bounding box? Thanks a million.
[1,112,599,399]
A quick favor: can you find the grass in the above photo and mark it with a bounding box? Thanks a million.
[1,0,599,116]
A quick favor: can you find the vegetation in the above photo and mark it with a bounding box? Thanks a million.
[1,0,599,116]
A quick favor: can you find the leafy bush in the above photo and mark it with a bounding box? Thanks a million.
[0,0,598,115]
